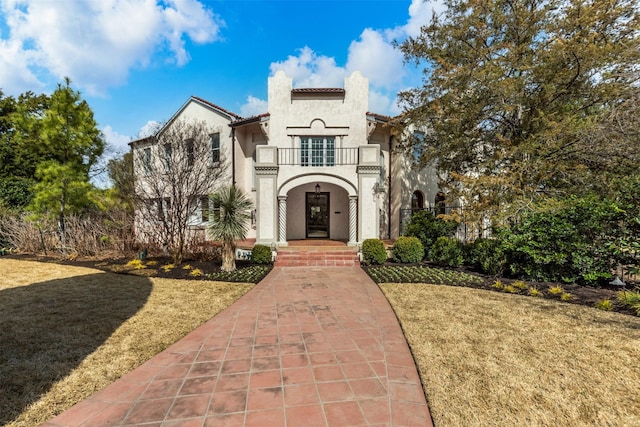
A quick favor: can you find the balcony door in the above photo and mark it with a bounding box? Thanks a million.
[306,192,330,238]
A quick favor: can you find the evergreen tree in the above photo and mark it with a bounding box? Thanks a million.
[26,78,105,250]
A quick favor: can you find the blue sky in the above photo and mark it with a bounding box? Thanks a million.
[0,0,443,157]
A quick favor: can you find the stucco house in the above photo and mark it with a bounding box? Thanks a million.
[131,71,443,248]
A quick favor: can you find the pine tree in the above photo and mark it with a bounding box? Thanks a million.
[26,78,105,251]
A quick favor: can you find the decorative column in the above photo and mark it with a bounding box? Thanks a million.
[357,145,381,242]
[278,195,288,246]
[348,195,358,246]
[255,146,279,245]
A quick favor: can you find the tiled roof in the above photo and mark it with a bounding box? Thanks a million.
[366,112,392,122]
[291,88,346,94]
[230,113,271,127]
[191,96,242,120]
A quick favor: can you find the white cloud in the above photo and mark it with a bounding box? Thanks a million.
[404,0,446,38]
[239,96,268,118]
[270,46,347,88]
[137,120,162,138]
[102,125,131,156]
[265,0,445,115]
[0,0,224,96]
[346,28,405,89]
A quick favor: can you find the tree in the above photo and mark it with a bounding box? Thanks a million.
[207,185,252,272]
[397,0,640,220]
[22,78,105,250]
[133,118,227,264]
[0,90,49,210]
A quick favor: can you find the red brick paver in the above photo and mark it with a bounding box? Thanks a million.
[43,266,432,427]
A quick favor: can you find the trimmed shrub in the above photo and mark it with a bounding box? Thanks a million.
[404,210,458,259]
[430,236,463,267]
[391,236,424,263]
[251,244,272,265]
[361,238,387,265]
[465,237,506,276]
[498,196,628,285]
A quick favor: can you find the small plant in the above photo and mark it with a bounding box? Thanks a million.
[182,264,192,270]
[126,259,145,270]
[492,280,504,290]
[146,260,158,266]
[548,285,564,295]
[503,284,518,294]
[616,290,640,315]
[594,299,613,311]
[528,286,543,297]
[161,263,175,272]
[251,244,273,265]
[513,280,528,290]
[361,238,387,265]
[430,236,463,267]
[391,236,424,263]
[560,292,573,301]
[189,268,204,277]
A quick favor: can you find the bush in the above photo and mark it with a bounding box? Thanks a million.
[391,236,424,263]
[361,238,387,265]
[250,244,272,265]
[404,210,458,259]
[465,237,506,275]
[430,236,463,267]
[499,197,625,285]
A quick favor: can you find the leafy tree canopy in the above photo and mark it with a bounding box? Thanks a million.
[397,0,639,219]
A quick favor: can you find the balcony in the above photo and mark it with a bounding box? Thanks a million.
[278,147,359,166]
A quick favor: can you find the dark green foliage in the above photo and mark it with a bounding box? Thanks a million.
[0,177,34,209]
[361,238,387,265]
[430,236,464,267]
[499,197,626,285]
[404,210,458,258]
[391,236,424,264]
[250,244,272,265]
[466,237,506,276]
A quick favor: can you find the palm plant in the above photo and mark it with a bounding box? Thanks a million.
[207,185,252,272]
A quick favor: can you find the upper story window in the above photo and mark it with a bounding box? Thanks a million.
[186,139,195,167]
[163,143,172,171]
[301,136,335,166]
[143,147,152,174]
[210,133,220,163]
[412,131,425,166]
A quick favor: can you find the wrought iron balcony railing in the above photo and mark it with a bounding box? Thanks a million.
[278,147,359,166]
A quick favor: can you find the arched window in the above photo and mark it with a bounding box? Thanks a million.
[411,191,424,212]
[435,192,446,215]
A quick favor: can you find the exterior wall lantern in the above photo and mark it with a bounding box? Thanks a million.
[315,183,321,198]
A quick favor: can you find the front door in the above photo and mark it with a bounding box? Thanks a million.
[306,192,330,238]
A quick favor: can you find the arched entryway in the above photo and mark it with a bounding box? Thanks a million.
[278,175,357,245]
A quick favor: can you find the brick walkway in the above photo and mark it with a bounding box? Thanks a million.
[43,266,432,426]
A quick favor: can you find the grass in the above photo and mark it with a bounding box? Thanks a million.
[0,259,253,427]
[380,283,640,426]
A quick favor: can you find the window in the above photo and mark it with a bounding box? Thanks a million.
[301,136,335,166]
[163,143,172,171]
[143,147,152,174]
[186,139,194,167]
[156,198,171,220]
[412,131,424,165]
[210,133,220,163]
[411,191,424,213]
[435,192,446,215]
[195,196,207,222]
